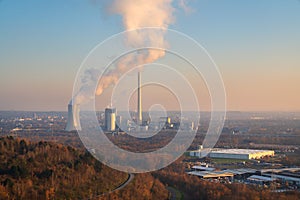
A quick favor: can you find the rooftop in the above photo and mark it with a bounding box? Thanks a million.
[223,168,257,175]
[261,167,300,173]
[248,175,276,182]
[187,171,234,178]
[192,166,215,171]
[211,149,274,155]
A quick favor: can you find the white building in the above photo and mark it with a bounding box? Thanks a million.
[189,145,206,157]
[188,147,274,160]
[209,149,275,160]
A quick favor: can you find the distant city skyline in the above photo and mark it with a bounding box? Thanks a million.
[0,0,299,111]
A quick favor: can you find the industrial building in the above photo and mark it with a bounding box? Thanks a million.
[192,165,215,172]
[246,175,276,185]
[209,149,275,160]
[187,155,300,190]
[189,145,207,157]
[105,108,116,131]
[188,147,275,160]
[262,169,300,186]
[189,150,205,158]
[187,170,234,179]
[188,166,300,187]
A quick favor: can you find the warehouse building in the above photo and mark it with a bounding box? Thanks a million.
[247,175,276,185]
[187,171,234,179]
[209,149,274,160]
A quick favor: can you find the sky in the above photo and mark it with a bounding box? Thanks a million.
[0,0,299,112]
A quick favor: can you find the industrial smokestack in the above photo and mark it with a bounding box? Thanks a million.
[65,102,81,131]
[137,71,142,125]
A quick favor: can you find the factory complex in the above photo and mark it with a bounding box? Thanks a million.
[187,166,300,188]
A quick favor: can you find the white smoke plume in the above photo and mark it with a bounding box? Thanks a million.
[95,0,175,96]
[70,68,101,105]
[72,0,190,105]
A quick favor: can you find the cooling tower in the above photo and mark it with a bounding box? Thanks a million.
[137,71,142,125]
[65,103,81,131]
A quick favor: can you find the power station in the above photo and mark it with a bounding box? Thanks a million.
[66,72,144,132]
[102,72,144,132]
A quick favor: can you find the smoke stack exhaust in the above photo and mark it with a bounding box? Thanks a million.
[65,103,81,131]
[137,71,142,125]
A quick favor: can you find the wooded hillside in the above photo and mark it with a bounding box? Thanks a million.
[0,136,170,200]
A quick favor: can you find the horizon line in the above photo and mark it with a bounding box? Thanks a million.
[1,109,300,113]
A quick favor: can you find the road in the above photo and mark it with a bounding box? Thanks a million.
[112,173,134,192]
[86,173,134,200]
[167,186,180,200]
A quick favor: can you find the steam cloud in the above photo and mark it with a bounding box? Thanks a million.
[96,0,175,96]
[72,0,190,105]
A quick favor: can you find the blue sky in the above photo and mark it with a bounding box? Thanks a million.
[0,0,299,111]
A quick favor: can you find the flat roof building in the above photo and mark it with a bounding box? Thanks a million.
[247,175,276,185]
[192,166,215,172]
[187,171,234,179]
[209,149,274,160]
[263,173,300,186]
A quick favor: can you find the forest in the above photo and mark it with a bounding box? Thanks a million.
[0,136,166,199]
[0,136,299,200]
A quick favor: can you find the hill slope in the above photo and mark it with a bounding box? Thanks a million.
[0,136,168,200]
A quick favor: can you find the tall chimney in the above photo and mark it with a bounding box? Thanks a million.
[137,71,142,125]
